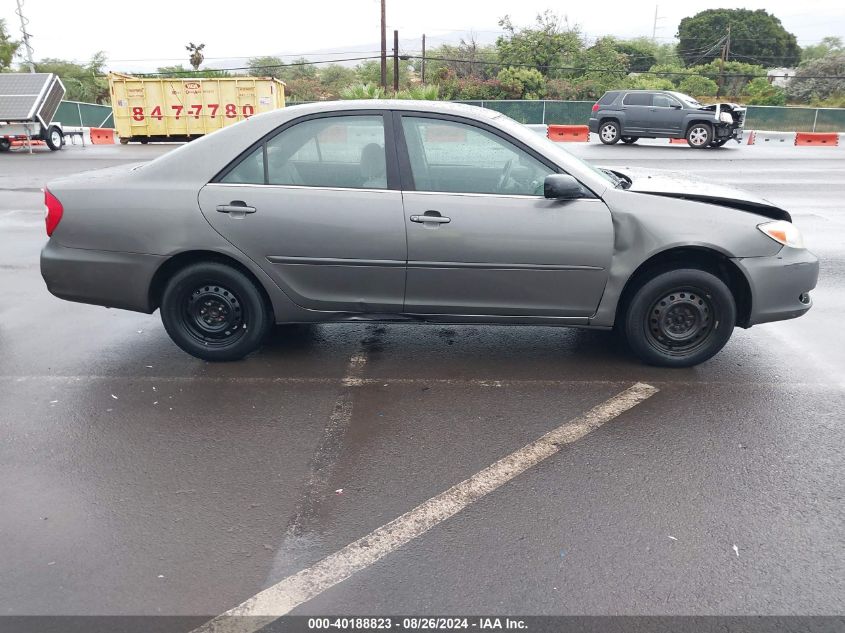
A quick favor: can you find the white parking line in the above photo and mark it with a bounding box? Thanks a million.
[192,382,658,633]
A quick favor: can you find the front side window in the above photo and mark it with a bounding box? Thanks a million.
[401,117,554,196]
[221,114,387,189]
[653,94,680,108]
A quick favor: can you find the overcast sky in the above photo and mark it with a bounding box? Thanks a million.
[3,0,844,71]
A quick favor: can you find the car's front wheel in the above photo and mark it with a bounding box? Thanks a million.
[0,138,10,152]
[624,268,736,367]
[599,120,621,145]
[686,123,712,148]
[710,138,729,148]
[160,262,272,361]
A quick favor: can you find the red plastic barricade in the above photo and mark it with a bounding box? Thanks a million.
[547,124,589,142]
[795,132,838,146]
[90,128,116,144]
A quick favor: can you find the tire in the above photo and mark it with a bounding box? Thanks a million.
[119,137,130,145]
[621,136,639,144]
[0,138,10,152]
[598,120,621,145]
[710,138,729,148]
[45,126,63,151]
[623,268,736,368]
[686,123,712,148]
[160,262,273,361]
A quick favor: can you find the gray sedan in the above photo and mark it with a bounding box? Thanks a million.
[41,101,818,367]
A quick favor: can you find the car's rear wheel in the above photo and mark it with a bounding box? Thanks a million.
[621,136,639,144]
[599,120,621,145]
[624,268,736,367]
[160,262,272,361]
[686,123,712,149]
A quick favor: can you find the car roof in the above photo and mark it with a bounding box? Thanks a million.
[269,99,503,120]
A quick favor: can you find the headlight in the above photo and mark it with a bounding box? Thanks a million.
[719,112,733,123]
[757,220,805,248]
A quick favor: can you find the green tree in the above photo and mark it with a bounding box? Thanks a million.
[611,38,658,72]
[786,53,845,102]
[247,56,285,80]
[319,64,356,96]
[801,36,843,64]
[677,9,800,67]
[496,67,545,98]
[34,53,109,103]
[577,37,628,90]
[686,60,767,98]
[678,75,719,97]
[744,77,786,105]
[1,19,20,71]
[354,59,413,90]
[425,37,498,80]
[495,11,582,77]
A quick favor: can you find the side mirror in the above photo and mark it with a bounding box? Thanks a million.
[544,174,584,200]
[671,104,682,109]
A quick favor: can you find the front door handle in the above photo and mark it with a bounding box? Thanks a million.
[410,211,450,224]
[217,201,256,215]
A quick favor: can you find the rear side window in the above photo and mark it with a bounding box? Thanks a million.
[622,92,651,106]
[598,92,618,105]
[653,94,680,108]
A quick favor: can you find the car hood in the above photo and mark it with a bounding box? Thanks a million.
[606,166,791,222]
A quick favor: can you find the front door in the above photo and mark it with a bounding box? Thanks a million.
[397,114,614,318]
[198,112,407,312]
[649,93,687,135]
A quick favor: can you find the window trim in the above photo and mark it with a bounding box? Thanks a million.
[211,110,400,190]
[392,110,574,196]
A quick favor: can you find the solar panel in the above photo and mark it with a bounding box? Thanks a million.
[0,73,63,122]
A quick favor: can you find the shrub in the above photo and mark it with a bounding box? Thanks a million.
[744,77,787,105]
[340,83,387,99]
[678,76,719,97]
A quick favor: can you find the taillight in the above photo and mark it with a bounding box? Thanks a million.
[592,103,599,112]
[45,188,63,237]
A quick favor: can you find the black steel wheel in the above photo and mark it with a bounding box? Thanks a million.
[624,268,736,367]
[160,262,272,361]
[0,138,10,152]
[599,120,621,145]
[621,136,639,144]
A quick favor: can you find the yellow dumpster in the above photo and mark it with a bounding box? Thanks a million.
[108,72,285,143]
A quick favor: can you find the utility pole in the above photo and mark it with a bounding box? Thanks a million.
[717,25,731,97]
[652,5,659,42]
[421,34,426,84]
[15,0,36,73]
[393,30,399,92]
[380,0,387,89]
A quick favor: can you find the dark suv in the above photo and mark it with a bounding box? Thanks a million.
[588,90,746,148]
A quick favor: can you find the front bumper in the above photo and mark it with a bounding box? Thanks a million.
[41,240,165,313]
[733,247,819,326]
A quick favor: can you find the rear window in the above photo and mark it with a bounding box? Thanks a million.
[623,92,651,106]
[598,92,618,105]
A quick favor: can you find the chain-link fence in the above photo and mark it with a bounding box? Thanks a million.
[454,100,845,132]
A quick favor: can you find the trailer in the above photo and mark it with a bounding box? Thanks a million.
[108,73,285,144]
[0,73,67,152]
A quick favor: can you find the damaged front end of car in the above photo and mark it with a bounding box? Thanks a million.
[699,102,746,144]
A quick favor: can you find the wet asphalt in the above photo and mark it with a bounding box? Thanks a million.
[0,139,843,626]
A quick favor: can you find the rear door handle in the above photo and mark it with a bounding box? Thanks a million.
[410,214,450,224]
[217,201,256,215]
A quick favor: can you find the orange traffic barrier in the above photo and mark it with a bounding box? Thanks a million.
[90,128,116,144]
[669,138,688,145]
[548,124,589,142]
[795,132,838,146]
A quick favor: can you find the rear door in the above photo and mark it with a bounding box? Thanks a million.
[621,92,652,133]
[198,111,407,312]
[396,113,613,318]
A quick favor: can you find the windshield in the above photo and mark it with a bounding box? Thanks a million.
[672,91,702,108]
